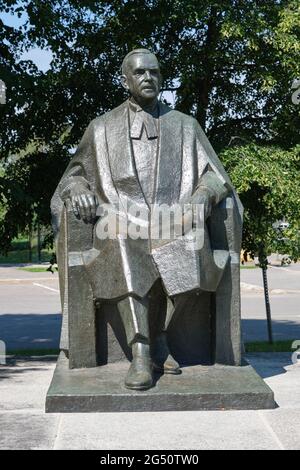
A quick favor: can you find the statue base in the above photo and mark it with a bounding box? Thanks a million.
[46,352,276,412]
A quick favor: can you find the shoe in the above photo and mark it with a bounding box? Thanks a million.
[125,342,153,390]
[152,332,181,375]
[152,355,181,375]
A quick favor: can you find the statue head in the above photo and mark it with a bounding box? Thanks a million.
[121,49,162,106]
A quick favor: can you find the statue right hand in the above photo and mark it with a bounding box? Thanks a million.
[69,188,99,223]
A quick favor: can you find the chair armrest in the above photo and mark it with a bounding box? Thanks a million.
[208,193,243,259]
[65,199,95,253]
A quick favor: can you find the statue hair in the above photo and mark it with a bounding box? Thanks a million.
[121,49,158,75]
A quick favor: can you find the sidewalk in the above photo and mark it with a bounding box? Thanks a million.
[0,353,299,450]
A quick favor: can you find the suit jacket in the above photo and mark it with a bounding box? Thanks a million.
[51,100,243,300]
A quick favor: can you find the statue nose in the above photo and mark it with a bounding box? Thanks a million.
[144,71,151,80]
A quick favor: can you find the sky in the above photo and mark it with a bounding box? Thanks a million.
[0,10,53,72]
[0,8,175,104]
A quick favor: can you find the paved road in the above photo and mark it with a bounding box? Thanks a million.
[0,263,299,350]
[241,264,300,342]
[0,266,61,350]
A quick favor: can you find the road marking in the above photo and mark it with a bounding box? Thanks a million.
[241,282,263,292]
[271,288,300,294]
[241,282,300,295]
[269,265,300,275]
[0,277,57,284]
[33,283,59,293]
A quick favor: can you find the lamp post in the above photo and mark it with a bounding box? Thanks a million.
[258,245,273,345]
[262,260,274,345]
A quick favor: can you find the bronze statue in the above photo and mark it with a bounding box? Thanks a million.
[51,49,243,391]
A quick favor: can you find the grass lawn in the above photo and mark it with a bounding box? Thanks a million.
[0,249,52,264]
[18,267,49,273]
[245,340,297,353]
[6,348,59,356]
[0,236,53,264]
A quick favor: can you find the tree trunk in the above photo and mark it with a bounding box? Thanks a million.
[37,221,41,263]
[28,226,32,263]
[262,266,273,344]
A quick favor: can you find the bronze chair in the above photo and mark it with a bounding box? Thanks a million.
[56,194,243,370]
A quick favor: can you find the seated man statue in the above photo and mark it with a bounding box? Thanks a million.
[51,49,243,391]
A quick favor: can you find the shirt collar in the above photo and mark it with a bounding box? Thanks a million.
[128,98,159,115]
[128,98,159,139]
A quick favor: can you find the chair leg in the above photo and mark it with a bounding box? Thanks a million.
[214,262,242,366]
[68,264,97,369]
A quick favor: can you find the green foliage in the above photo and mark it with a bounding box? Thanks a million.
[0,148,69,253]
[0,235,53,263]
[0,247,52,263]
[0,1,299,252]
[221,143,300,263]
[6,349,59,356]
[18,266,48,272]
[245,340,297,353]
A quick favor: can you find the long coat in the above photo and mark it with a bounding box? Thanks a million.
[51,100,243,301]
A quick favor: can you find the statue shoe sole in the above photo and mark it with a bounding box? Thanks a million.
[152,362,182,375]
[124,381,153,391]
[124,366,153,390]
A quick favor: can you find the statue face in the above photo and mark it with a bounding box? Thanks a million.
[121,53,162,104]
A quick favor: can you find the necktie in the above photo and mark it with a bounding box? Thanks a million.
[130,109,158,139]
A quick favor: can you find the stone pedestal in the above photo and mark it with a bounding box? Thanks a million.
[46,352,276,412]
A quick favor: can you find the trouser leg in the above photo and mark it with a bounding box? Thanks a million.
[117,295,152,390]
[164,296,176,330]
[117,295,150,347]
[147,280,176,338]
[149,283,181,374]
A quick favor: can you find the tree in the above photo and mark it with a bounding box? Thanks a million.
[0,0,299,252]
[0,146,69,253]
[0,1,44,251]
[221,142,300,260]
[221,142,300,342]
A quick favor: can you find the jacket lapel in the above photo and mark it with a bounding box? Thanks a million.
[105,101,184,211]
[153,103,183,205]
[105,101,149,213]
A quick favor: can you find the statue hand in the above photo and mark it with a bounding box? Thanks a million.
[69,187,99,223]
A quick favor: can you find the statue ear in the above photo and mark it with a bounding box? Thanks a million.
[121,75,129,91]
